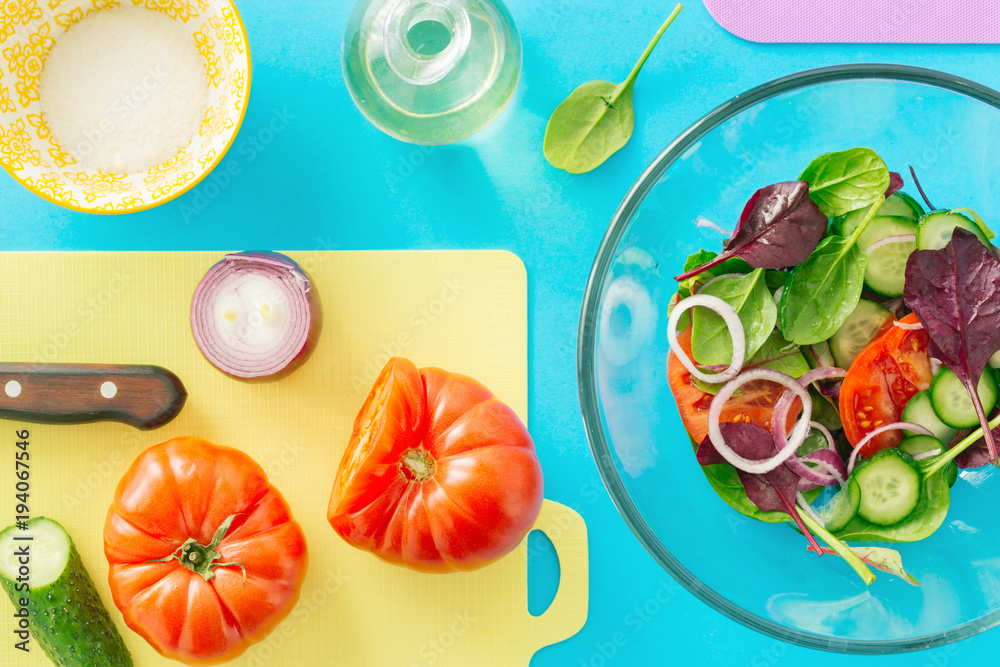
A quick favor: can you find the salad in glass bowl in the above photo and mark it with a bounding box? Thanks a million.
[665,146,1000,586]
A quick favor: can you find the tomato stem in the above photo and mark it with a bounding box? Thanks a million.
[143,512,247,584]
[399,448,436,482]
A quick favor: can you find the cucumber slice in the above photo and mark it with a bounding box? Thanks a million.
[853,449,922,526]
[829,299,893,369]
[0,517,132,666]
[846,215,919,297]
[818,478,861,533]
[917,211,990,251]
[879,192,924,220]
[930,367,999,429]
[902,390,958,444]
[898,435,944,458]
[834,193,924,235]
[990,348,1000,369]
[897,436,959,487]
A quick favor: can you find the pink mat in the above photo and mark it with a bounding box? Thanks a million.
[704,0,1000,43]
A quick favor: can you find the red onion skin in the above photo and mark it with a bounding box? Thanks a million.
[191,251,322,382]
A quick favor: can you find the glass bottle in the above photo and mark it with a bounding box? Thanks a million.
[343,0,522,145]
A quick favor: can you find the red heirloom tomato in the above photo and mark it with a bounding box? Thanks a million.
[104,437,308,665]
[841,313,933,457]
[328,357,543,573]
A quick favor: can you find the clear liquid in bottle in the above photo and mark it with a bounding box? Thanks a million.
[343,0,522,145]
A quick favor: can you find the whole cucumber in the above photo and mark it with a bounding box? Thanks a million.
[0,517,132,666]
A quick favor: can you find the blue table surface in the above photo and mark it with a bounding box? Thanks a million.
[4,1,998,664]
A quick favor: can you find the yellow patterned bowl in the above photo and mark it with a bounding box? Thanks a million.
[0,0,250,214]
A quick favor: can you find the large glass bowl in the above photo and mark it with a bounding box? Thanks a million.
[578,64,1000,653]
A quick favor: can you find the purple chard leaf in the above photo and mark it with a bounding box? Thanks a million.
[674,181,828,282]
[885,171,904,198]
[698,423,823,554]
[904,228,1000,461]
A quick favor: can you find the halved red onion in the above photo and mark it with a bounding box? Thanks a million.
[893,320,925,331]
[667,295,745,384]
[707,369,812,474]
[866,234,916,254]
[191,251,321,381]
[846,422,934,473]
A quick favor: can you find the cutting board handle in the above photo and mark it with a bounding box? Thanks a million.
[529,499,589,648]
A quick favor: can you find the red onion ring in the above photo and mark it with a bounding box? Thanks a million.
[800,448,848,485]
[796,367,847,386]
[708,369,812,474]
[893,320,925,331]
[809,421,837,453]
[866,234,916,254]
[191,251,321,380]
[846,422,934,474]
[785,439,847,487]
[667,295,745,384]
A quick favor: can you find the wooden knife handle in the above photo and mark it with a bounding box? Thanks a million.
[0,364,187,430]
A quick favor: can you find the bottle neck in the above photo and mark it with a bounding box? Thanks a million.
[382,0,471,86]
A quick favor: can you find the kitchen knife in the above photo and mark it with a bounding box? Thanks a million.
[0,363,187,430]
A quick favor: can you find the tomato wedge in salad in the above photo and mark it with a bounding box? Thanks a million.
[667,327,797,445]
[840,313,933,457]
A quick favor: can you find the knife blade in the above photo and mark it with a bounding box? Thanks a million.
[0,363,187,430]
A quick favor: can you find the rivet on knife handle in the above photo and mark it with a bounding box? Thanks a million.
[0,364,187,430]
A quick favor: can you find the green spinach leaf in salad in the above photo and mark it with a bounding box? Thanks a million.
[691,269,776,366]
[694,329,809,395]
[695,440,822,524]
[800,147,891,217]
[779,197,883,345]
[833,472,950,543]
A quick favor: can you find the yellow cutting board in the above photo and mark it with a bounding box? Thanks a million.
[0,251,588,667]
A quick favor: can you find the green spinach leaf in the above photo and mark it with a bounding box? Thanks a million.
[810,388,843,431]
[692,269,776,366]
[701,462,822,524]
[672,249,753,332]
[694,329,808,394]
[800,147,890,217]
[779,198,882,345]
[764,269,789,294]
[833,472,950,543]
[543,4,683,173]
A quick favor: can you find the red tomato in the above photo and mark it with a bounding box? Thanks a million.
[104,437,308,665]
[328,357,543,573]
[840,313,933,456]
[667,327,797,445]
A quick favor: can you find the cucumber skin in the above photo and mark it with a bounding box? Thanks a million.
[853,449,921,526]
[0,539,132,666]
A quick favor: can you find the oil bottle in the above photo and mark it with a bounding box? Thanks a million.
[343,0,522,144]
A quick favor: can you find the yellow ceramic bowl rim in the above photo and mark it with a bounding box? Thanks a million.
[0,0,253,216]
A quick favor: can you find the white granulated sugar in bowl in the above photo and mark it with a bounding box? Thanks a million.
[39,6,209,174]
